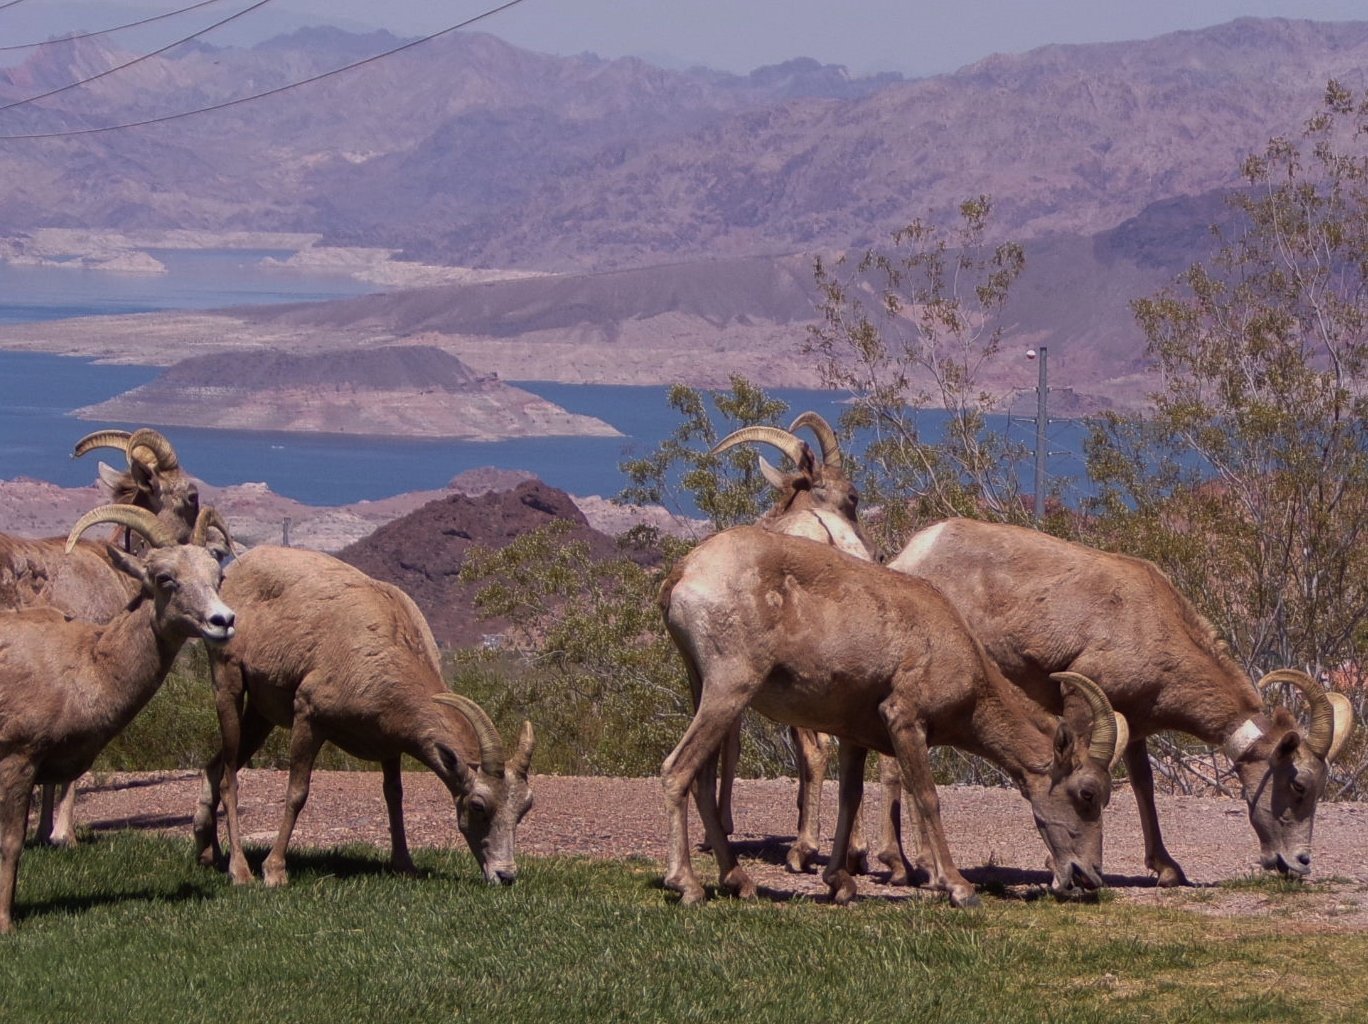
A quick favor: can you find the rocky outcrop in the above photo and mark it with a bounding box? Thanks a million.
[337,479,655,647]
[73,345,622,440]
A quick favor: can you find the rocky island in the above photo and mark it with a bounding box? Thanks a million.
[74,345,621,441]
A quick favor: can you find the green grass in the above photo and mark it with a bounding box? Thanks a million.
[3,835,1367,1024]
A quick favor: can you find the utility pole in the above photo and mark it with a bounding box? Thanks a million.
[1029,346,1048,522]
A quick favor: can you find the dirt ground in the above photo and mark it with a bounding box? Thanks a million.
[68,770,1368,928]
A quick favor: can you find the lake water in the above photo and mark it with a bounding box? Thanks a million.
[0,253,1087,507]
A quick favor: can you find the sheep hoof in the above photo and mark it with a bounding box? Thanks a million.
[949,887,981,909]
[1154,864,1190,888]
[785,843,817,874]
[824,869,858,905]
[721,868,757,899]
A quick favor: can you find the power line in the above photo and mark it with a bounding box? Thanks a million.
[0,0,533,139]
[0,0,39,12]
[0,0,279,114]
[0,0,234,54]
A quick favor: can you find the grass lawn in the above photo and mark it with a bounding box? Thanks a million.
[1,833,1365,1024]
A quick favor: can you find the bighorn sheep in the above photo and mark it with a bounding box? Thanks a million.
[887,518,1356,885]
[192,546,535,888]
[709,412,875,873]
[0,428,212,846]
[659,526,1122,908]
[0,505,234,933]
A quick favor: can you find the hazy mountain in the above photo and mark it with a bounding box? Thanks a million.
[2,17,1366,406]
[1,17,1363,272]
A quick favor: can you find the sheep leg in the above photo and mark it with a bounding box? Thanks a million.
[205,660,257,884]
[47,781,79,847]
[0,762,37,934]
[714,719,741,838]
[1123,736,1190,887]
[261,718,325,888]
[34,784,55,843]
[194,705,273,872]
[786,727,831,873]
[880,702,978,909]
[875,753,931,887]
[693,743,754,899]
[381,757,416,876]
[661,673,757,905]
[822,741,868,905]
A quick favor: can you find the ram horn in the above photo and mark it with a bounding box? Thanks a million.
[192,506,236,554]
[711,425,812,471]
[1258,669,1344,762]
[788,411,842,467]
[509,719,536,778]
[71,429,134,460]
[1051,671,1120,770]
[66,503,177,554]
[126,428,181,473]
[432,692,506,775]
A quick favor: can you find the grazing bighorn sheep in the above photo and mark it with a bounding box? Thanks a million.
[0,428,211,846]
[192,546,535,888]
[0,505,234,933]
[888,518,1355,885]
[659,526,1122,908]
[708,412,874,873]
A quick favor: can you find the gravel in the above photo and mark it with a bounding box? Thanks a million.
[69,769,1368,927]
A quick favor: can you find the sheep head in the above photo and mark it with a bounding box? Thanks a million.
[1231,670,1356,878]
[711,412,863,530]
[1027,672,1123,898]
[74,428,202,547]
[431,692,536,885]
[66,504,236,645]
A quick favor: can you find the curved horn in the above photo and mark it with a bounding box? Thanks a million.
[66,503,177,553]
[710,426,811,471]
[72,429,133,460]
[1259,669,1336,761]
[788,411,841,467]
[193,506,235,553]
[432,692,506,775]
[1051,671,1119,769]
[127,428,181,473]
[1111,712,1130,772]
[509,719,536,778]
[1325,691,1356,764]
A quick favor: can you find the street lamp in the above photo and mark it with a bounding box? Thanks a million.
[1025,346,1047,522]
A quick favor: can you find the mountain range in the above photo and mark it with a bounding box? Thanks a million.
[2,17,1366,405]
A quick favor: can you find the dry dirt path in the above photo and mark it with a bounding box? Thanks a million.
[69,770,1368,927]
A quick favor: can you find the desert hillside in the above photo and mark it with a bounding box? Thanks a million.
[73,345,621,440]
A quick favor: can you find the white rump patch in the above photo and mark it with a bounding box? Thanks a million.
[889,521,948,572]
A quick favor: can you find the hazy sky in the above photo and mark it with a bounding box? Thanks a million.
[6,2,1366,77]
[273,0,1368,76]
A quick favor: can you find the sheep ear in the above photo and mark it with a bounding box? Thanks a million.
[435,742,476,789]
[1052,720,1079,768]
[129,457,159,497]
[106,544,146,582]
[96,462,123,494]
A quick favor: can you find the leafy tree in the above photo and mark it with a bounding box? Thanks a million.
[804,196,1037,547]
[454,521,691,776]
[618,375,790,531]
[1084,83,1368,781]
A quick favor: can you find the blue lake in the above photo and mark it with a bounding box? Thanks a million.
[0,253,1088,507]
